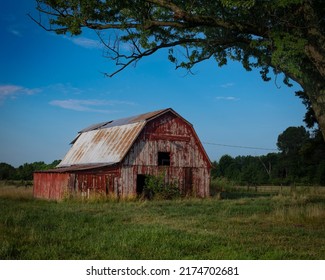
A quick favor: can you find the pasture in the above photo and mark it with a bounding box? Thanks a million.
[0,181,324,259]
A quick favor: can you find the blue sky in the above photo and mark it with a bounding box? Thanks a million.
[0,0,307,167]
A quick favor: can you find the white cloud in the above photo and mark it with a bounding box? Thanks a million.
[8,28,22,37]
[0,84,40,102]
[0,85,22,97]
[220,83,235,88]
[45,83,84,95]
[49,99,134,113]
[66,36,101,49]
[215,96,240,101]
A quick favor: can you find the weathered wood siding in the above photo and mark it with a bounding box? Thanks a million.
[33,172,70,200]
[71,169,120,196]
[33,167,121,200]
[121,112,211,197]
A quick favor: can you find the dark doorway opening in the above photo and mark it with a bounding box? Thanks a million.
[136,174,147,195]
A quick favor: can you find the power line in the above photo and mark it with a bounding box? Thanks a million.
[202,141,278,151]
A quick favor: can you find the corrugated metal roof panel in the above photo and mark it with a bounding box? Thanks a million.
[79,121,113,133]
[79,108,168,133]
[58,122,145,167]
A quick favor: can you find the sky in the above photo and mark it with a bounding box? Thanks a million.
[0,0,307,167]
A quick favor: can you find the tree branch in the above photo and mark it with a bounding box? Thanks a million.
[27,13,69,33]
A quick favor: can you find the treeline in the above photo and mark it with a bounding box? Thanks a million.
[0,160,61,181]
[211,127,325,186]
[1,126,325,186]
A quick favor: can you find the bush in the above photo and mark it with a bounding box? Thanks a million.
[210,177,237,197]
[143,174,181,200]
[315,161,325,185]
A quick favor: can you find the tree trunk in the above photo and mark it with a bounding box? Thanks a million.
[299,43,325,141]
[302,3,325,140]
[301,73,325,141]
[311,92,325,140]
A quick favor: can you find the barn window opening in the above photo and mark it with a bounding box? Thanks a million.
[158,152,170,166]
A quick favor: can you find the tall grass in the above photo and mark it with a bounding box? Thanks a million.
[0,183,324,260]
[0,181,33,200]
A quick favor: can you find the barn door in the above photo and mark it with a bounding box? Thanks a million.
[105,175,115,195]
[184,168,193,195]
[136,174,147,196]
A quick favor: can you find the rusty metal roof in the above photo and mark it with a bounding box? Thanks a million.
[79,108,168,133]
[58,108,172,168]
[58,121,145,167]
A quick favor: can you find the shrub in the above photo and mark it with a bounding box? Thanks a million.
[315,161,325,185]
[143,174,180,200]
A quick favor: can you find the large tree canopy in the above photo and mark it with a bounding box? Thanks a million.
[277,126,310,155]
[31,0,325,139]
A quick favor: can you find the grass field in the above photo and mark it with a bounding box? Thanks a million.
[0,181,324,260]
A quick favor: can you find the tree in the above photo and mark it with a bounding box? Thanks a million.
[211,161,218,178]
[276,126,314,184]
[47,159,61,169]
[16,161,50,180]
[0,163,16,180]
[277,126,310,155]
[217,154,235,177]
[31,0,325,139]
[315,160,325,185]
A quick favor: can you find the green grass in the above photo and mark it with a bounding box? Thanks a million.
[0,183,324,260]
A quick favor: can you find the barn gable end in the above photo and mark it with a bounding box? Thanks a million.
[33,108,211,200]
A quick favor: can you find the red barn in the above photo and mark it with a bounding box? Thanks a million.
[33,108,211,200]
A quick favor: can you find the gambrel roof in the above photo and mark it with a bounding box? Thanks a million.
[57,108,210,168]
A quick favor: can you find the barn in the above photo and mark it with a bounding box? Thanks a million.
[33,108,211,200]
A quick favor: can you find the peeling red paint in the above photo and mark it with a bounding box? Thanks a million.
[33,108,211,200]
